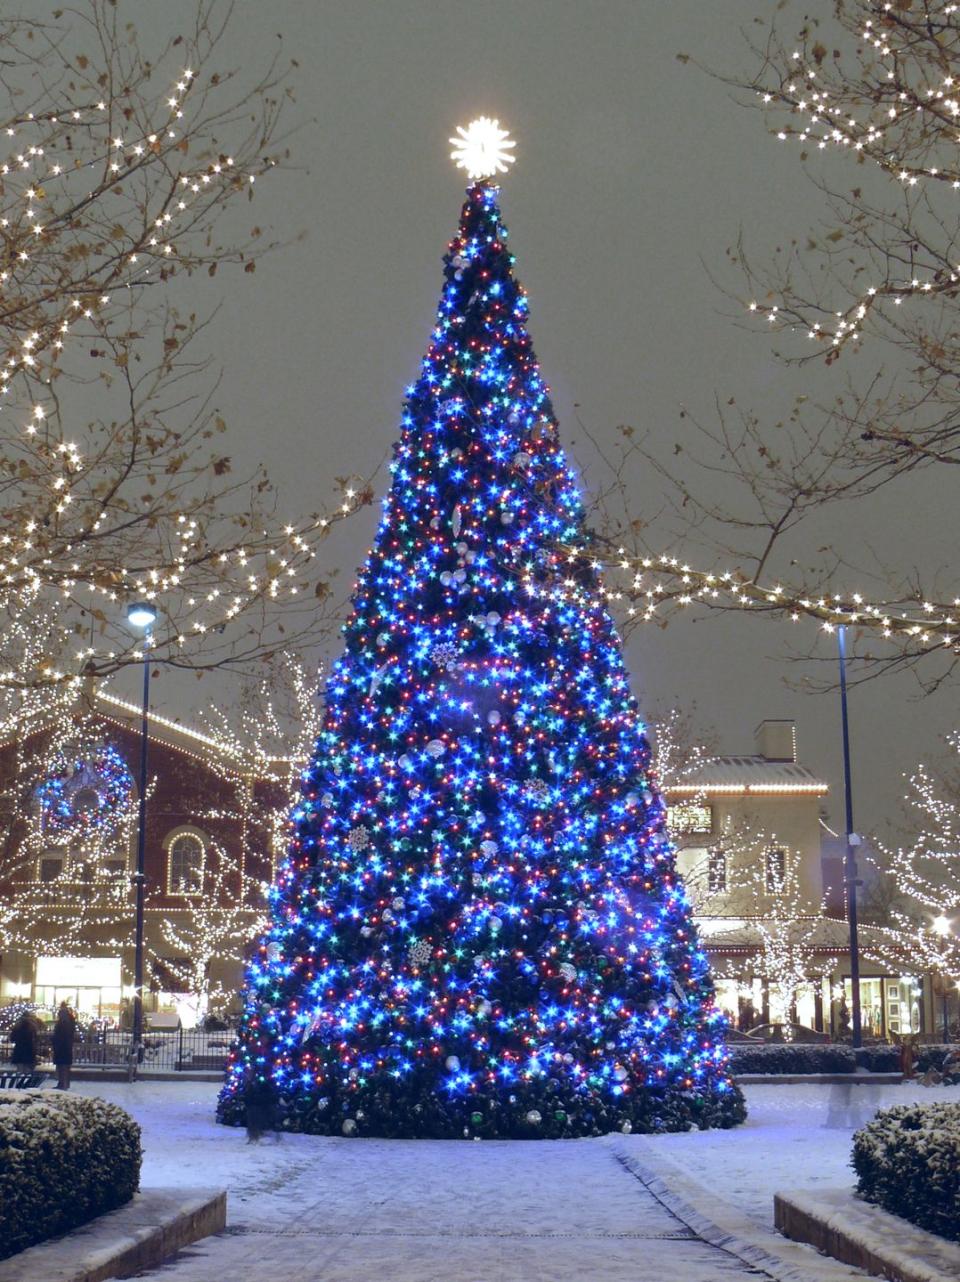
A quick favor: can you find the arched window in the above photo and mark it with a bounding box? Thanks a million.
[168,832,204,894]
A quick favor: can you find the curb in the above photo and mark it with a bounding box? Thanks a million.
[0,1187,226,1282]
[72,1070,223,1083]
[608,1137,865,1282]
[775,1188,960,1282]
[11,1068,223,1084]
[736,1073,903,1086]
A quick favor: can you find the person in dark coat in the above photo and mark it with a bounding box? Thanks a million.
[51,1002,76,1089]
[9,1012,39,1072]
[243,1069,278,1142]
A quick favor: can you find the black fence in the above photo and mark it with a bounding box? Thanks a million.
[0,1027,236,1073]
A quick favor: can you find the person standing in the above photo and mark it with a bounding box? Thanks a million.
[243,1068,278,1143]
[51,1002,76,1089]
[9,1010,39,1074]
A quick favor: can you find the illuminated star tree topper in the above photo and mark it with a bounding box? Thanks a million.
[449,116,516,181]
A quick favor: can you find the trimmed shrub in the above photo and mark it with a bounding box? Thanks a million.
[0,1090,141,1260]
[854,1045,900,1073]
[853,1102,960,1241]
[729,1043,856,1075]
[855,1043,957,1074]
[916,1044,956,1074]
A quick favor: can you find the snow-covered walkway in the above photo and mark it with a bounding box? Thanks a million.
[62,1079,933,1281]
[635,1079,940,1231]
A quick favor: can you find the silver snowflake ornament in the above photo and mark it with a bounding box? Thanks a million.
[346,824,372,853]
[430,641,459,671]
[407,938,433,969]
[524,778,551,806]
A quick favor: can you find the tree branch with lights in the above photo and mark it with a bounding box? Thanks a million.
[0,0,370,689]
[867,732,960,1007]
[594,1,960,688]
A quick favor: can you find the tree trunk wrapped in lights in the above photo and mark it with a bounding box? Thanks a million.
[218,133,744,1139]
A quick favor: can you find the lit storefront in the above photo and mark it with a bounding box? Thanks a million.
[33,955,123,1021]
[839,975,923,1039]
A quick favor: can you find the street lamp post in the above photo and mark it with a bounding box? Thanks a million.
[837,624,863,1049]
[126,601,157,1076]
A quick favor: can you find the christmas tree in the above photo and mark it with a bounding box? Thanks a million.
[218,120,745,1138]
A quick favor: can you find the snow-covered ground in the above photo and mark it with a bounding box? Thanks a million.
[57,1077,942,1280]
[635,1079,945,1230]
[67,1076,938,1223]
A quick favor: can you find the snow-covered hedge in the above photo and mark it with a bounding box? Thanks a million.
[854,1045,900,1072]
[0,1090,141,1260]
[853,1102,960,1241]
[729,1043,856,1075]
[855,1043,955,1074]
[917,1044,957,1073]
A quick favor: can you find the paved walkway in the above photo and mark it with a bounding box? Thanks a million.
[58,1081,865,1282]
[133,1136,783,1282]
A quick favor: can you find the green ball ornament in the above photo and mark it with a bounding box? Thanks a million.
[470,1111,484,1127]
[554,1110,567,1124]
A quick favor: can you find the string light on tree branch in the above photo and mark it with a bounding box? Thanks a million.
[572,545,960,655]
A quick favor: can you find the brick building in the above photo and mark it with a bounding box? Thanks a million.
[0,686,287,1027]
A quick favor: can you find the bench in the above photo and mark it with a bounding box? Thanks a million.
[0,1070,47,1088]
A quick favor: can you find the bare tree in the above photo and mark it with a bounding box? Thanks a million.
[588,2,960,686]
[0,1,367,689]
[159,854,267,1022]
[868,732,960,990]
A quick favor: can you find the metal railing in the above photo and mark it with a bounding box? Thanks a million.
[0,1027,236,1074]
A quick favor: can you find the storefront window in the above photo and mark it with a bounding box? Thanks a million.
[842,976,922,1037]
[34,955,123,1022]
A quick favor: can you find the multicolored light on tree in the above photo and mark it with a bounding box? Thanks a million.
[218,136,743,1138]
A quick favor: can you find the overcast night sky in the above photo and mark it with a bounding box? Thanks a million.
[107,0,955,840]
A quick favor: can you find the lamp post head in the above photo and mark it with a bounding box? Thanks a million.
[933,914,953,938]
[126,601,157,630]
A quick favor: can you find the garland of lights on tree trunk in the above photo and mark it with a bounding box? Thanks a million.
[217,120,744,1139]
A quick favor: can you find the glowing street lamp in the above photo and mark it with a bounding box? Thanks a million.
[127,601,158,630]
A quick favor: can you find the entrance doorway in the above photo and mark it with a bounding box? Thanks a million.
[34,956,123,1024]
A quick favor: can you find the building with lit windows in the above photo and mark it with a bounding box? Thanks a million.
[0,687,286,1028]
[0,702,937,1039]
[667,720,934,1038]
